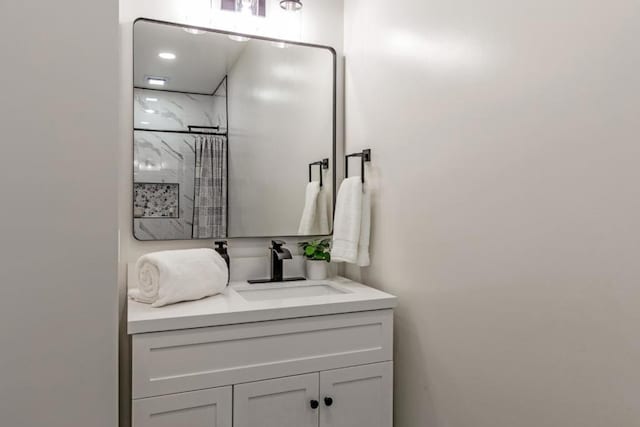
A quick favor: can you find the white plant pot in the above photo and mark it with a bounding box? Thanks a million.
[305,259,329,280]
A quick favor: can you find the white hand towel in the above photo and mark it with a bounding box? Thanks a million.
[128,248,228,307]
[298,181,321,235]
[357,185,371,267]
[315,187,330,235]
[331,177,363,263]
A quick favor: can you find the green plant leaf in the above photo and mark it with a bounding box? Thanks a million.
[305,246,316,256]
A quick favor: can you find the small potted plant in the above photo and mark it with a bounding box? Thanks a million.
[298,238,331,280]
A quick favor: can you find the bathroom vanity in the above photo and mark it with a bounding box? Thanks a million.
[127,18,388,427]
[128,277,396,427]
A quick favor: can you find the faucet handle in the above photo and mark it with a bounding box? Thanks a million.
[271,240,286,249]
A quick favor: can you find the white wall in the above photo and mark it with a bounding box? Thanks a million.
[228,41,334,237]
[344,0,640,426]
[118,1,344,425]
[0,0,119,426]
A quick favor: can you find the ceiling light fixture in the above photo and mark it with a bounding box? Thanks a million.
[144,109,155,114]
[158,52,176,60]
[145,97,158,102]
[146,77,167,86]
[279,0,302,11]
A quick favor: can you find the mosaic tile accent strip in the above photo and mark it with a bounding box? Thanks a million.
[134,183,179,218]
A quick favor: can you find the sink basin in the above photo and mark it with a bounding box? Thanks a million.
[236,282,348,302]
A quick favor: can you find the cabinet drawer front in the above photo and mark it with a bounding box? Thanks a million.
[132,387,232,427]
[133,310,393,398]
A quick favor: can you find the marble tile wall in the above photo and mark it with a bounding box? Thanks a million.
[133,131,196,240]
[134,87,227,131]
[133,82,228,240]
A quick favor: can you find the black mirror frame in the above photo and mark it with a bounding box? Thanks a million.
[131,18,337,241]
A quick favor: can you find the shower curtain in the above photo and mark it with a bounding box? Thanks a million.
[192,134,227,238]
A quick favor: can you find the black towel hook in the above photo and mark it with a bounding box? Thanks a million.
[345,149,371,183]
[308,158,329,187]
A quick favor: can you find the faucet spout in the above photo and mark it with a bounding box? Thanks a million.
[273,246,292,261]
[247,240,306,284]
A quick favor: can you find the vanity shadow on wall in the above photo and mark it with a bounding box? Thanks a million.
[132,19,337,241]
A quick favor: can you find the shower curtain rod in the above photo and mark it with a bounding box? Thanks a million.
[133,127,228,136]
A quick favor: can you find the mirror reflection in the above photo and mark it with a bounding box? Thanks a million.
[133,19,335,240]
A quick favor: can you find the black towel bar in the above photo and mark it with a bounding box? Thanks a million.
[308,158,330,187]
[345,149,371,183]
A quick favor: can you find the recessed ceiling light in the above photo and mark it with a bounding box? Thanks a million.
[145,97,158,102]
[158,52,176,60]
[280,0,302,11]
[144,109,155,114]
[140,121,150,125]
[183,28,205,35]
[228,35,250,42]
[147,77,167,86]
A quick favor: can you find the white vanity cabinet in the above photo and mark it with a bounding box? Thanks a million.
[131,311,394,427]
[128,278,397,427]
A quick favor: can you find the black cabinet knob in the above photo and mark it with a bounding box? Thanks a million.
[310,400,319,409]
[324,397,333,407]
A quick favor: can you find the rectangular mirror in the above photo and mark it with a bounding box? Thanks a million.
[133,19,336,240]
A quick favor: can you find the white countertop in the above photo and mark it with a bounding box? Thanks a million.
[127,276,397,334]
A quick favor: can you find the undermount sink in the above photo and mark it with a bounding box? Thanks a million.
[236,282,349,302]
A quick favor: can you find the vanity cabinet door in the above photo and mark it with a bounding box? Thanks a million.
[233,373,319,427]
[132,387,232,427]
[319,362,393,427]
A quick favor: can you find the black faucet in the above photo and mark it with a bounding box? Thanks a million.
[248,240,306,284]
[269,240,291,282]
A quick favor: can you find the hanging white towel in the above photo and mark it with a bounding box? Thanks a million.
[332,177,371,266]
[128,248,228,307]
[357,185,371,267]
[315,187,331,235]
[298,181,321,235]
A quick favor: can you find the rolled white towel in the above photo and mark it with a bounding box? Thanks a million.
[129,248,228,307]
